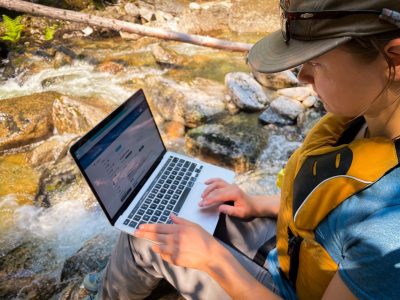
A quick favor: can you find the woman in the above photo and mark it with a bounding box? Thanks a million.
[98,0,400,299]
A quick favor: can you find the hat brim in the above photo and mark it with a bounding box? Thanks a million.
[248,31,352,74]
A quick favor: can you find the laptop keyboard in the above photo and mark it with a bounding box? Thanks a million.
[123,156,203,229]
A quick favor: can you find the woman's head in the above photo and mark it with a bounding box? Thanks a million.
[248,0,400,118]
[297,30,400,117]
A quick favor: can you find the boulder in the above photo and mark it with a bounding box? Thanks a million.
[0,240,58,299]
[297,108,326,135]
[0,92,61,152]
[145,77,227,128]
[52,96,115,135]
[252,70,299,90]
[276,86,316,102]
[60,234,116,282]
[186,114,268,173]
[152,43,185,66]
[258,106,295,126]
[178,1,231,34]
[270,96,305,120]
[96,61,125,74]
[225,72,271,111]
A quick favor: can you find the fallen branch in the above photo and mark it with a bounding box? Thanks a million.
[0,0,253,52]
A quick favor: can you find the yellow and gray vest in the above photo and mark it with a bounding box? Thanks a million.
[277,113,400,299]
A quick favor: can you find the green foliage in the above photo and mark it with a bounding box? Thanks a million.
[44,24,58,41]
[1,15,24,43]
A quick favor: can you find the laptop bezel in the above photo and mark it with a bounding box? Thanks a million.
[69,89,167,225]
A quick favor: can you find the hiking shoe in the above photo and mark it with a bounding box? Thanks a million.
[83,270,104,293]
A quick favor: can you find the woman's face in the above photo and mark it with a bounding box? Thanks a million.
[297,46,389,117]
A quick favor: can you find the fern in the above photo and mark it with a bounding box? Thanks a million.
[1,15,24,43]
[44,25,58,41]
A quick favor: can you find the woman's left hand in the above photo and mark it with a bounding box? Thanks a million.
[134,214,220,271]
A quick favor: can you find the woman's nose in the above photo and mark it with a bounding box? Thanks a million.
[298,64,314,85]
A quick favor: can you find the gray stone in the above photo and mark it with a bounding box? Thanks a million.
[270,96,305,120]
[258,106,295,126]
[297,108,326,135]
[60,234,116,282]
[225,72,270,111]
[145,77,227,128]
[252,70,299,90]
[276,86,315,101]
[186,114,268,173]
[178,1,231,34]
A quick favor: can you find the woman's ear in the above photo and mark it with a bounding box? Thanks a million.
[384,38,400,66]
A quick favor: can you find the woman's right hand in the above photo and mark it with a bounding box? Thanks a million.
[199,178,259,219]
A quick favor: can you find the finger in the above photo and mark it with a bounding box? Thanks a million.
[137,223,175,234]
[201,181,228,199]
[204,178,227,185]
[170,213,193,226]
[201,186,240,207]
[218,204,244,218]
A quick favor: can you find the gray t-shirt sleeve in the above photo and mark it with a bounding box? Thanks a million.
[338,206,400,300]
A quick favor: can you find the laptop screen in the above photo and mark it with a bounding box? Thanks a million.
[73,91,165,220]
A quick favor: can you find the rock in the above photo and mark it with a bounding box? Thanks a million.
[60,234,115,282]
[163,121,185,140]
[186,114,268,173]
[96,61,125,74]
[235,168,282,196]
[0,240,58,299]
[178,1,231,34]
[28,134,78,167]
[276,86,315,102]
[0,92,61,152]
[302,95,318,108]
[252,70,299,90]
[258,107,295,126]
[225,72,270,111]
[124,3,140,17]
[297,108,325,135]
[52,96,115,135]
[258,134,302,169]
[53,51,73,69]
[270,96,305,120]
[228,0,280,33]
[145,77,227,128]
[119,31,142,40]
[152,43,184,66]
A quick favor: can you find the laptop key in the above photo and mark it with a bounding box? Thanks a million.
[174,180,179,185]
[128,212,134,219]
[143,215,150,221]
[177,189,182,195]
[172,195,179,200]
[176,176,182,180]
[167,204,174,210]
[165,195,171,200]
[151,216,158,223]
[145,199,151,204]
[124,219,130,225]
[150,204,157,209]
[129,221,137,228]
[157,193,163,198]
[153,198,161,204]
[158,205,165,210]
[166,179,172,184]
[155,210,162,216]
[159,179,165,184]
[163,210,171,216]
[160,188,167,193]
[167,190,174,195]
[138,209,145,215]
[173,187,191,214]
[142,204,149,210]
[170,200,176,205]
[179,172,185,176]
[153,189,159,193]
[134,215,141,221]
[163,184,170,189]
[155,184,161,189]
[171,185,177,189]
[149,193,155,199]
[179,185,185,189]
[161,200,168,205]
[160,216,168,222]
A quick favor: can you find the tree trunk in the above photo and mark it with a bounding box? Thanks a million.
[0,0,253,52]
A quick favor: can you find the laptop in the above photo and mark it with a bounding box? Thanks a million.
[70,89,235,235]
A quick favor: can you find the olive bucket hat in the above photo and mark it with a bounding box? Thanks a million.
[248,0,400,73]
